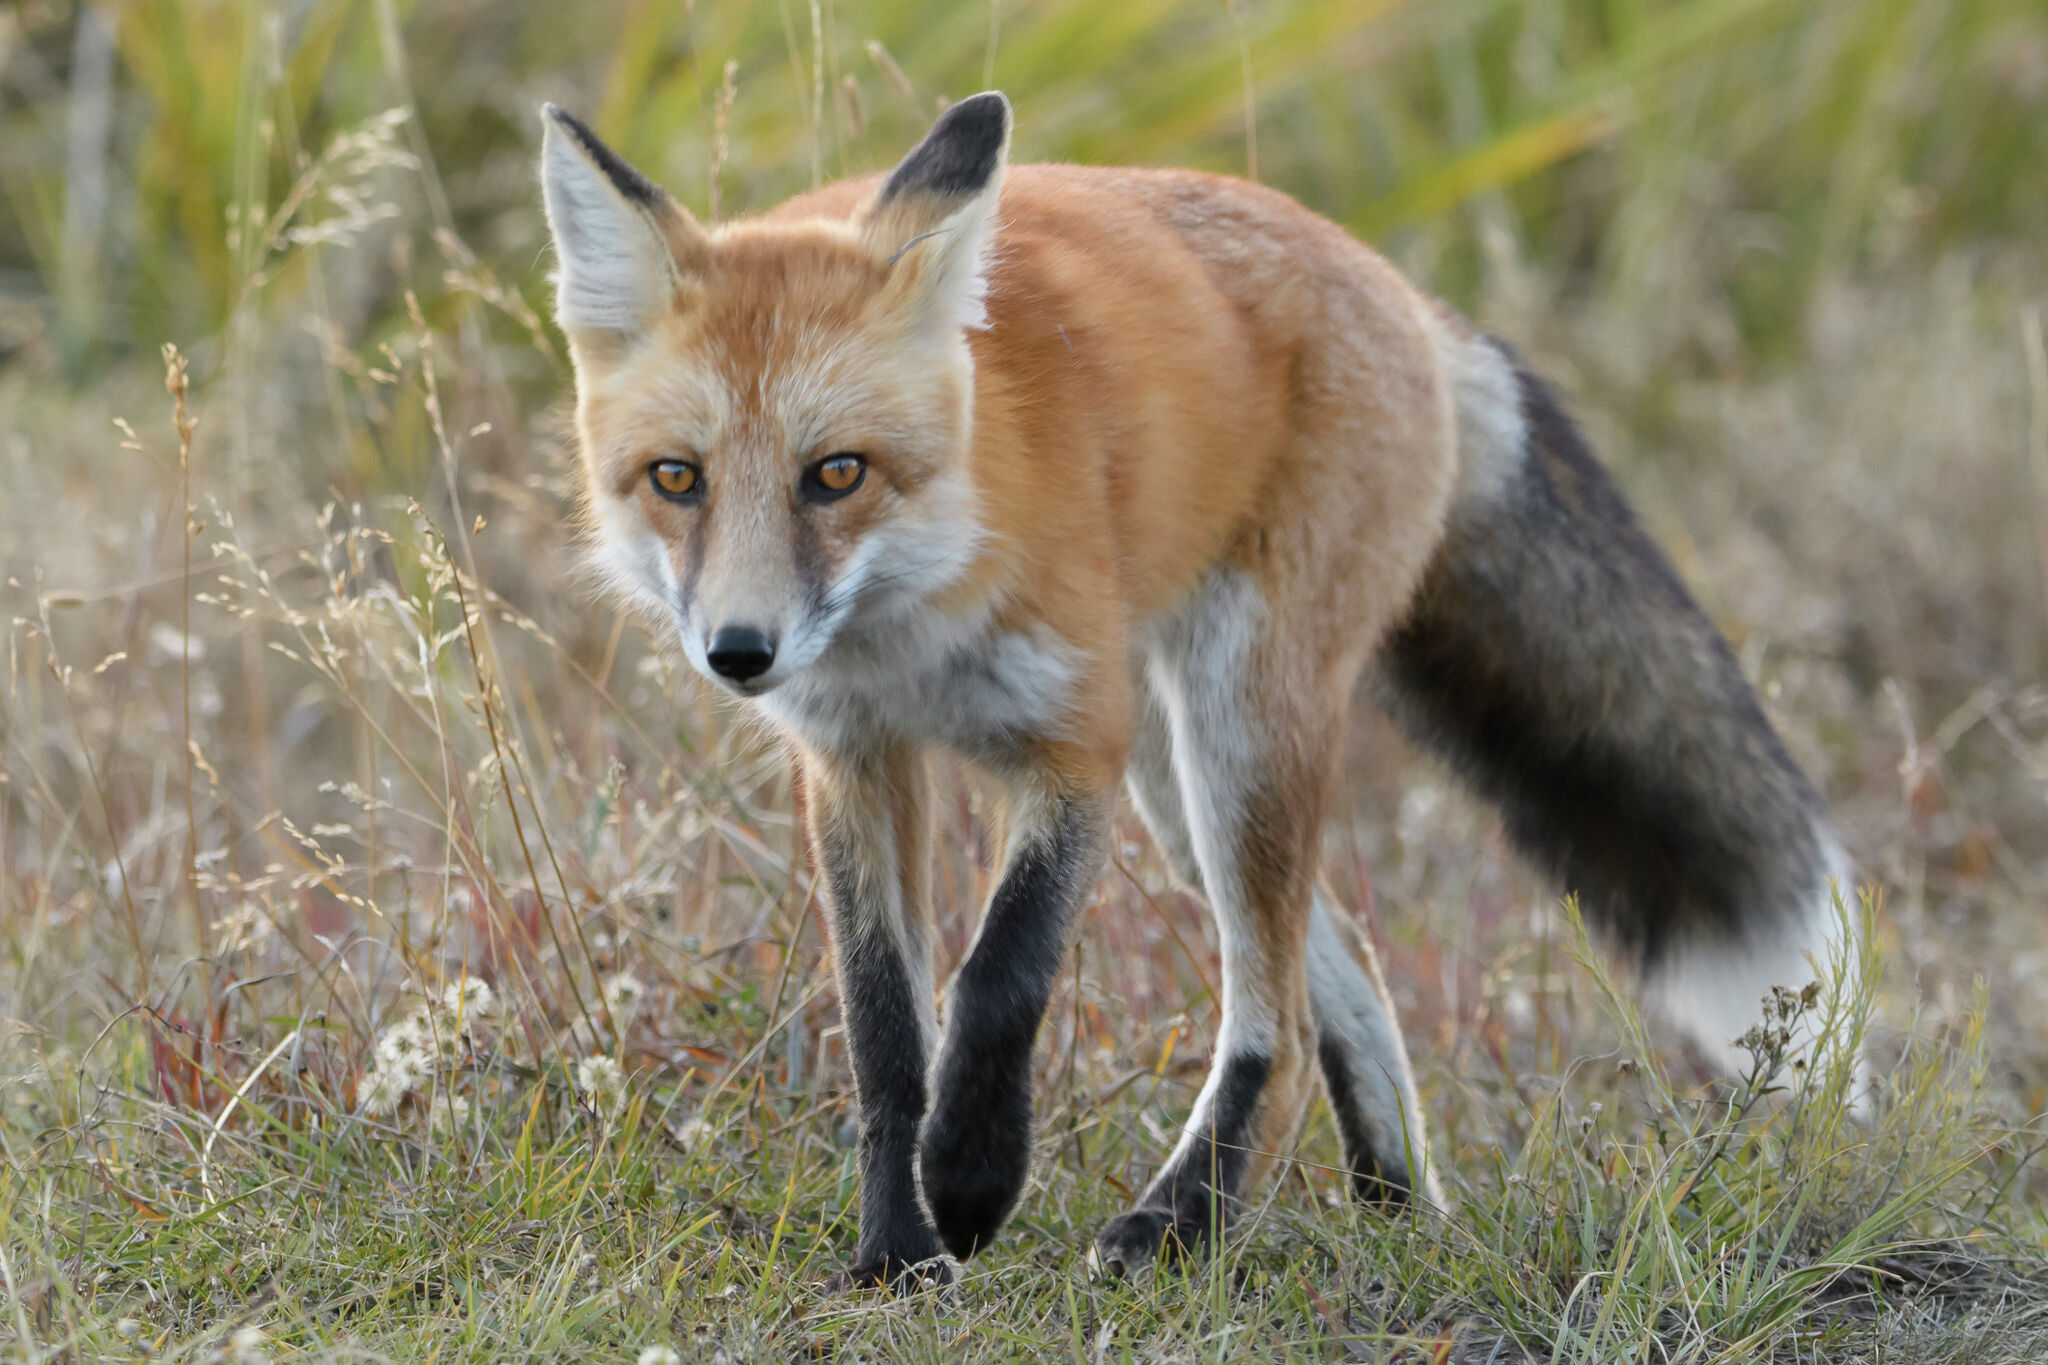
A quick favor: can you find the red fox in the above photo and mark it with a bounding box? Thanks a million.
[540,92,1851,1286]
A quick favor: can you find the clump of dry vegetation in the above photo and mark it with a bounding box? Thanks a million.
[3,1,2048,1359]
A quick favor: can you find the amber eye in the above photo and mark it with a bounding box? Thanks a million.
[649,459,701,502]
[804,453,867,501]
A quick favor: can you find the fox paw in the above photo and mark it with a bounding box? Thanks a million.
[919,1114,1031,1260]
[827,1253,955,1295]
[1089,1206,1209,1278]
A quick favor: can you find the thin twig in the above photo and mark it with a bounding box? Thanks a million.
[164,344,206,994]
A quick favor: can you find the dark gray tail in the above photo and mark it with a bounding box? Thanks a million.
[1375,335,1846,1060]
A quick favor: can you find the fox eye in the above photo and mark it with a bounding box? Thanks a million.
[649,459,702,502]
[803,453,867,501]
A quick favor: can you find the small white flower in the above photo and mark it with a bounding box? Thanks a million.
[577,1054,628,1116]
[358,1064,408,1118]
[419,1006,463,1060]
[375,1011,432,1067]
[380,1003,459,1064]
[385,1048,431,1094]
[229,1325,269,1364]
[443,975,495,1020]
[636,1348,682,1365]
[674,1116,713,1152]
[429,1092,471,1135]
[602,972,646,1014]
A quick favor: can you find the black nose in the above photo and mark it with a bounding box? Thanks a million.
[706,625,777,682]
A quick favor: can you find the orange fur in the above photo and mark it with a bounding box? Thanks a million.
[544,94,1461,1277]
[568,162,1456,771]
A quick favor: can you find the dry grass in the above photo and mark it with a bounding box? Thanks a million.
[4,1,2048,1360]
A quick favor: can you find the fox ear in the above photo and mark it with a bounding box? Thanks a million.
[540,105,707,341]
[864,91,1012,335]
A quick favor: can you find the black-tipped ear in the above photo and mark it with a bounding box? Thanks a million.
[862,92,1012,335]
[878,92,1012,207]
[544,104,664,210]
[539,104,707,340]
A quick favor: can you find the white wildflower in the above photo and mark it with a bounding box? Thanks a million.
[382,1003,459,1063]
[229,1325,269,1364]
[429,1092,471,1135]
[577,1054,628,1116]
[674,1116,714,1152]
[358,1066,403,1117]
[374,1010,432,1067]
[421,1006,463,1060]
[386,1047,432,1093]
[602,972,646,1014]
[442,975,495,1020]
[637,1348,682,1365]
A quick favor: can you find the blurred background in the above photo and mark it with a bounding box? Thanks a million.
[3,0,2048,1274]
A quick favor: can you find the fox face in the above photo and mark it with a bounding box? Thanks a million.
[568,227,983,696]
[541,99,1009,696]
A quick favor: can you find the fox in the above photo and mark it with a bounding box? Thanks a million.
[537,91,1852,1287]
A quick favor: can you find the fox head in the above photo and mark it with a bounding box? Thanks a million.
[539,93,1010,696]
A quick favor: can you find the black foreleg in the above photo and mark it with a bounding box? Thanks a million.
[919,789,1109,1259]
[804,744,949,1288]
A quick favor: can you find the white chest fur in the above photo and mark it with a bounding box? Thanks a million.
[756,608,1078,758]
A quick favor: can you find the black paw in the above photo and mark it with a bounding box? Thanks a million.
[1347,1164,1412,1209]
[828,1252,955,1295]
[919,1103,1032,1260]
[1090,1204,1212,1278]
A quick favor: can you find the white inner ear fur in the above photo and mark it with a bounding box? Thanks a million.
[887,177,1005,338]
[540,125,676,337]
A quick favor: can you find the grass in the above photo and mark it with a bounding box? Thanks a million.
[5,0,2048,1359]
[3,877,2040,1360]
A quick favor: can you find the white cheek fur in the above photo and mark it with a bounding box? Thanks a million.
[752,471,1075,755]
[585,497,671,618]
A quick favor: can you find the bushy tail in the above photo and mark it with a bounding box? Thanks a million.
[1375,331,1848,1067]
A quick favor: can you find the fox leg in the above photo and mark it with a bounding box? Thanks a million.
[1124,682,1207,895]
[1129,663,1432,1220]
[800,740,947,1288]
[1094,574,1337,1274]
[920,758,1113,1260]
[1307,891,1431,1205]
